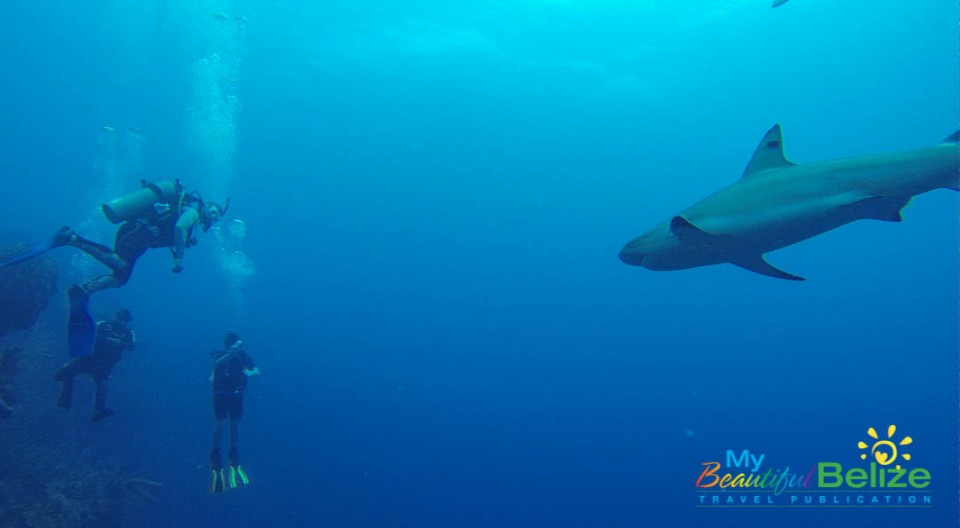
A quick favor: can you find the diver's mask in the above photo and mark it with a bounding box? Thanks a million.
[202,204,223,231]
[202,198,230,231]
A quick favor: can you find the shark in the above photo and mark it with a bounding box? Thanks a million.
[772,0,790,7]
[618,125,960,280]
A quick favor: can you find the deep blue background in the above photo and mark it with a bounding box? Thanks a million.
[0,1,957,526]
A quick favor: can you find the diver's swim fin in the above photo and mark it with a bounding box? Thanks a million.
[67,285,95,358]
[228,465,250,488]
[210,468,227,494]
[0,227,71,268]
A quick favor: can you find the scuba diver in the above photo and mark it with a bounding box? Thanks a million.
[54,309,136,422]
[0,179,228,357]
[209,330,259,494]
[53,179,228,296]
[0,179,227,290]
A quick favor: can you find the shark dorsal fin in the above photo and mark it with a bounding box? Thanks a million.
[942,130,959,143]
[741,124,795,179]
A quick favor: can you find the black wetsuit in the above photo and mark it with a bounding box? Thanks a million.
[211,349,256,420]
[210,348,256,469]
[72,202,199,293]
[56,321,135,412]
[113,217,177,279]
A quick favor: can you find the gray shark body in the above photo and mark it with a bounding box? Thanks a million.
[619,125,960,280]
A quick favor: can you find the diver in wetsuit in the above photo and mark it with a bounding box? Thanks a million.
[53,179,227,299]
[54,309,136,422]
[0,180,227,358]
[209,331,260,493]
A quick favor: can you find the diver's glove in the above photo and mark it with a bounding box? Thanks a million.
[171,245,185,273]
[243,367,260,377]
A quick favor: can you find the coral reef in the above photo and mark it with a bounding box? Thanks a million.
[103,467,162,504]
[0,320,161,527]
[0,460,161,527]
[0,244,59,337]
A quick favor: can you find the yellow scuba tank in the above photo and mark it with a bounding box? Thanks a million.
[102,180,179,224]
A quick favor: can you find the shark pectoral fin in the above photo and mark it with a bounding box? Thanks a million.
[942,130,959,143]
[740,124,796,179]
[731,255,805,281]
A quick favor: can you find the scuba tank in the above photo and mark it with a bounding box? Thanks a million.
[102,180,180,224]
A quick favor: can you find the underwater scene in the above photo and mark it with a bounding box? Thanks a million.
[0,1,957,527]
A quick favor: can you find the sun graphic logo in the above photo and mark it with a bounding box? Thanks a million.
[858,425,912,469]
[818,425,929,491]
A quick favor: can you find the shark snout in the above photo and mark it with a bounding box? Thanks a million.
[619,245,644,266]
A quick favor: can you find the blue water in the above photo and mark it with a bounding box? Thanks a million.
[1,1,957,526]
